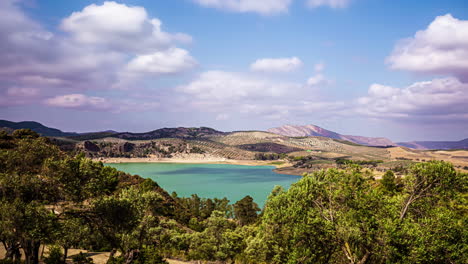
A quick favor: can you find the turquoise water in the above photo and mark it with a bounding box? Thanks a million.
[106,163,300,207]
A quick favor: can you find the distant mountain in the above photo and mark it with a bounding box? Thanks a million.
[0,120,78,137]
[397,138,468,150]
[115,127,225,140]
[4,119,465,150]
[0,120,225,141]
[268,124,395,147]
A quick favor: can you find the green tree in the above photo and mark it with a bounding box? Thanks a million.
[11,129,39,139]
[233,196,260,226]
[246,168,386,264]
[43,246,63,264]
[187,211,237,262]
[380,170,397,193]
[87,187,166,263]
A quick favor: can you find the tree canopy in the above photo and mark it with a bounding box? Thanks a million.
[0,130,466,264]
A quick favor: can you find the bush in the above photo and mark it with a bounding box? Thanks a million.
[380,170,397,193]
[43,246,64,264]
[106,256,124,264]
[72,252,94,264]
[11,129,39,139]
[135,246,168,264]
[0,259,16,264]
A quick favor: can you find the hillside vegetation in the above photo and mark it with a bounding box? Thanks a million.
[0,129,467,264]
[47,129,468,174]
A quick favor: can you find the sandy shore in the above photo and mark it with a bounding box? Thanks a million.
[95,156,292,168]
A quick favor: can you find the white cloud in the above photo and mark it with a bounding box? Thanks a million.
[174,69,344,121]
[178,70,300,100]
[367,84,399,98]
[192,0,292,15]
[250,57,303,73]
[44,94,112,110]
[0,0,196,111]
[7,87,40,97]
[356,77,468,120]
[387,14,468,81]
[126,48,197,75]
[307,0,351,9]
[61,1,191,53]
[44,94,161,113]
[307,73,332,87]
[307,62,333,87]
[0,87,40,107]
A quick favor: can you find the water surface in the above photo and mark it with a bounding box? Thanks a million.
[106,163,300,207]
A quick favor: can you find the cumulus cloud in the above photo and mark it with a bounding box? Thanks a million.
[126,48,197,75]
[250,57,303,73]
[307,74,329,86]
[307,0,351,9]
[307,63,333,87]
[44,94,112,111]
[0,0,127,91]
[178,70,300,100]
[0,1,196,111]
[61,1,191,53]
[174,69,345,121]
[387,14,468,81]
[0,87,41,107]
[43,93,161,113]
[175,70,300,120]
[356,77,468,121]
[191,0,292,15]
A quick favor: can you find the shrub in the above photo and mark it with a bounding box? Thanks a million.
[72,252,94,264]
[43,246,64,264]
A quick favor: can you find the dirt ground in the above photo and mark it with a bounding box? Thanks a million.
[0,246,191,264]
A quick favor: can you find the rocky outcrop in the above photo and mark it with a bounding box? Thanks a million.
[84,141,100,152]
[120,142,135,152]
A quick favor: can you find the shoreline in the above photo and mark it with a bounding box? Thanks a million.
[95,157,293,169]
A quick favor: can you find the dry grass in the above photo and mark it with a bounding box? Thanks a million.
[388,147,468,170]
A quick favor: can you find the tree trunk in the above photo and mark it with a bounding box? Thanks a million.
[124,249,139,264]
[399,196,413,220]
[63,247,69,263]
[41,244,45,259]
[107,248,117,263]
[4,245,15,260]
[23,240,40,264]
[13,244,22,263]
[33,243,40,264]
[357,251,370,264]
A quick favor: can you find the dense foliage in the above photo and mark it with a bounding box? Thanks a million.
[0,130,466,264]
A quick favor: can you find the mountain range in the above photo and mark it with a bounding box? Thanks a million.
[1,120,467,150]
[267,124,395,147]
[267,124,468,150]
[396,139,468,150]
[0,120,78,137]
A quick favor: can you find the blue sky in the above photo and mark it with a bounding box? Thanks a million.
[1,0,467,141]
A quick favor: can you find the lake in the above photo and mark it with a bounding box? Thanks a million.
[106,163,301,207]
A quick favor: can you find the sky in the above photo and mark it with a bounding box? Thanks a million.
[0,0,467,141]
